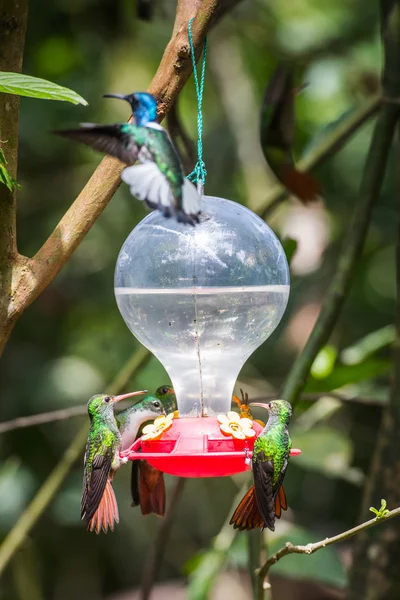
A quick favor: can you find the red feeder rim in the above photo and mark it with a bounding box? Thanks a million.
[121,416,301,478]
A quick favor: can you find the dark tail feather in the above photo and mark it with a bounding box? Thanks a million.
[139,461,166,516]
[88,479,119,534]
[230,486,264,531]
[130,460,140,507]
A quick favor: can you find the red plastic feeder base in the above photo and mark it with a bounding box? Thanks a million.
[123,417,301,478]
[123,416,259,477]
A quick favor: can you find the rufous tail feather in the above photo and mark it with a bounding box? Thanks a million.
[139,461,166,516]
[282,165,320,204]
[88,479,119,534]
[274,485,287,519]
[230,486,264,531]
[230,485,287,531]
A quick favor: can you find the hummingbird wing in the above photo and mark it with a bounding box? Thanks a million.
[121,125,201,224]
[81,442,114,522]
[122,163,200,224]
[55,124,140,165]
[252,451,290,531]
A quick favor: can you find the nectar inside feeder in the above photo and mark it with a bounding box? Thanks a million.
[115,196,290,477]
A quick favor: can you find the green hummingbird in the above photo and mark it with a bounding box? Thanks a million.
[117,385,177,517]
[81,389,148,534]
[55,92,201,225]
[230,400,292,531]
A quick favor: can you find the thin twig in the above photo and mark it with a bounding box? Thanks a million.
[140,478,186,600]
[258,95,381,220]
[0,388,384,434]
[256,506,400,598]
[0,346,151,576]
[0,405,88,433]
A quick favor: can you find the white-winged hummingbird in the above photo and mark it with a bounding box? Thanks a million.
[55,92,201,225]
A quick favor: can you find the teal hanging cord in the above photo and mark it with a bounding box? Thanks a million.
[187,17,207,194]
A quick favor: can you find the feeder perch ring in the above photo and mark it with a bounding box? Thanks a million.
[122,416,301,478]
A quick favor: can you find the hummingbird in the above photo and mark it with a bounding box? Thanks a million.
[260,65,319,204]
[230,400,292,531]
[117,385,177,517]
[55,92,201,225]
[81,389,148,534]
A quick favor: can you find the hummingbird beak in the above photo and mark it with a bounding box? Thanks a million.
[111,390,148,404]
[249,402,270,410]
[103,93,127,101]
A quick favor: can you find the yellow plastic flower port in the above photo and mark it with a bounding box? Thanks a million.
[217,411,256,440]
[141,412,175,441]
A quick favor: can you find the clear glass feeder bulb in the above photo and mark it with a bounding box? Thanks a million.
[115,196,289,417]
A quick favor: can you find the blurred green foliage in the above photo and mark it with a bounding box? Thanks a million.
[0,0,395,598]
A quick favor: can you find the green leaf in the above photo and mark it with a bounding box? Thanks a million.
[341,325,395,365]
[0,148,21,192]
[291,425,363,484]
[282,237,298,266]
[369,499,389,519]
[187,550,225,600]
[0,72,88,105]
[305,358,390,393]
[310,346,337,379]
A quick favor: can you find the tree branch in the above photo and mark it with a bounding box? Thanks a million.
[281,101,398,406]
[256,506,400,598]
[0,0,28,349]
[346,6,400,597]
[0,346,151,576]
[0,0,243,355]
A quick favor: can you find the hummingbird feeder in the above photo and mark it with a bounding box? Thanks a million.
[115,195,291,477]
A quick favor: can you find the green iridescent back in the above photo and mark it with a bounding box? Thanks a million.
[84,405,121,483]
[122,124,183,197]
[253,400,292,488]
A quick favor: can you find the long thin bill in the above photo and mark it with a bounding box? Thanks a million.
[103,93,126,100]
[249,402,269,409]
[112,390,148,403]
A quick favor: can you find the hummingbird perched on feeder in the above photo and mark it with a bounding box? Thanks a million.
[81,389,164,534]
[230,400,292,532]
[116,385,177,517]
[55,92,201,225]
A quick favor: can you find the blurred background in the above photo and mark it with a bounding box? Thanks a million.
[0,0,395,598]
